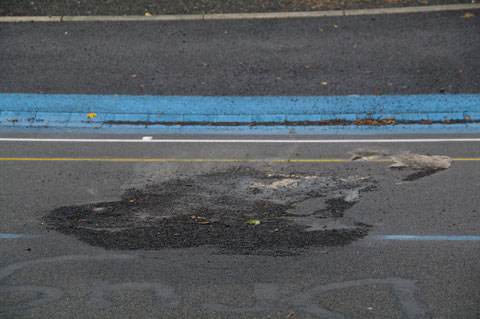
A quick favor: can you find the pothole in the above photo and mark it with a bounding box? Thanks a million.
[45,167,376,256]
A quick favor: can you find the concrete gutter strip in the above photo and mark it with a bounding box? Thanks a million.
[342,3,480,16]
[0,16,62,22]
[0,4,479,23]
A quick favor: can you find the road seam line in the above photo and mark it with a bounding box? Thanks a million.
[375,235,480,241]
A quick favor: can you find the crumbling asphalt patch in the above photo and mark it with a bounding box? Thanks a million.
[350,148,453,182]
[45,167,375,256]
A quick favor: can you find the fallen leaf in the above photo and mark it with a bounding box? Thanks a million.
[190,215,196,219]
[198,221,211,225]
[365,70,374,75]
[202,61,208,67]
[287,312,294,318]
[333,24,338,29]
[64,31,68,36]
[77,218,88,222]
[374,91,382,95]
[460,12,474,19]
[224,30,228,34]
[167,32,174,36]
[129,199,136,203]
[318,27,324,32]
[353,42,358,48]
[304,66,310,70]
[158,113,162,117]
[274,228,279,232]
[459,69,464,73]
[7,119,18,122]
[145,12,152,16]
[421,120,433,124]
[131,74,137,78]
[140,83,145,88]
[386,82,393,86]
[465,116,472,120]
[321,82,328,86]
[86,113,97,119]
[245,219,261,225]
[275,77,281,81]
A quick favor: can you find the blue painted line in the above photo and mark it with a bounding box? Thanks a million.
[0,234,38,239]
[0,123,480,135]
[1,123,480,135]
[0,93,479,133]
[378,235,480,241]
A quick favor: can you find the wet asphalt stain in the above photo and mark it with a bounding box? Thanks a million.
[45,167,376,256]
[402,168,446,181]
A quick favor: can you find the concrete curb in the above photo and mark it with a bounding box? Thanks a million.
[0,3,479,23]
[0,93,479,134]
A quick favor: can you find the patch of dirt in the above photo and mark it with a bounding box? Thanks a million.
[349,148,390,161]
[45,167,375,256]
[103,118,479,127]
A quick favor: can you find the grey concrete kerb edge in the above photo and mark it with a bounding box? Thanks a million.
[0,3,479,23]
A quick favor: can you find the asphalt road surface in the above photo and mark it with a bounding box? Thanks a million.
[1,133,479,318]
[1,10,479,96]
[1,8,480,319]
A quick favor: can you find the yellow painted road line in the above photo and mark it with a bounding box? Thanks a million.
[0,157,343,162]
[0,157,479,162]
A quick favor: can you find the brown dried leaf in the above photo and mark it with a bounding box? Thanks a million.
[460,12,474,19]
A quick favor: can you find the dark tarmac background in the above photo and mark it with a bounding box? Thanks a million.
[1,10,479,96]
[1,3,480,319]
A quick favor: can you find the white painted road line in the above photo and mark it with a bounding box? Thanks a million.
[0,4,479,23]
[1,138,480,143]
